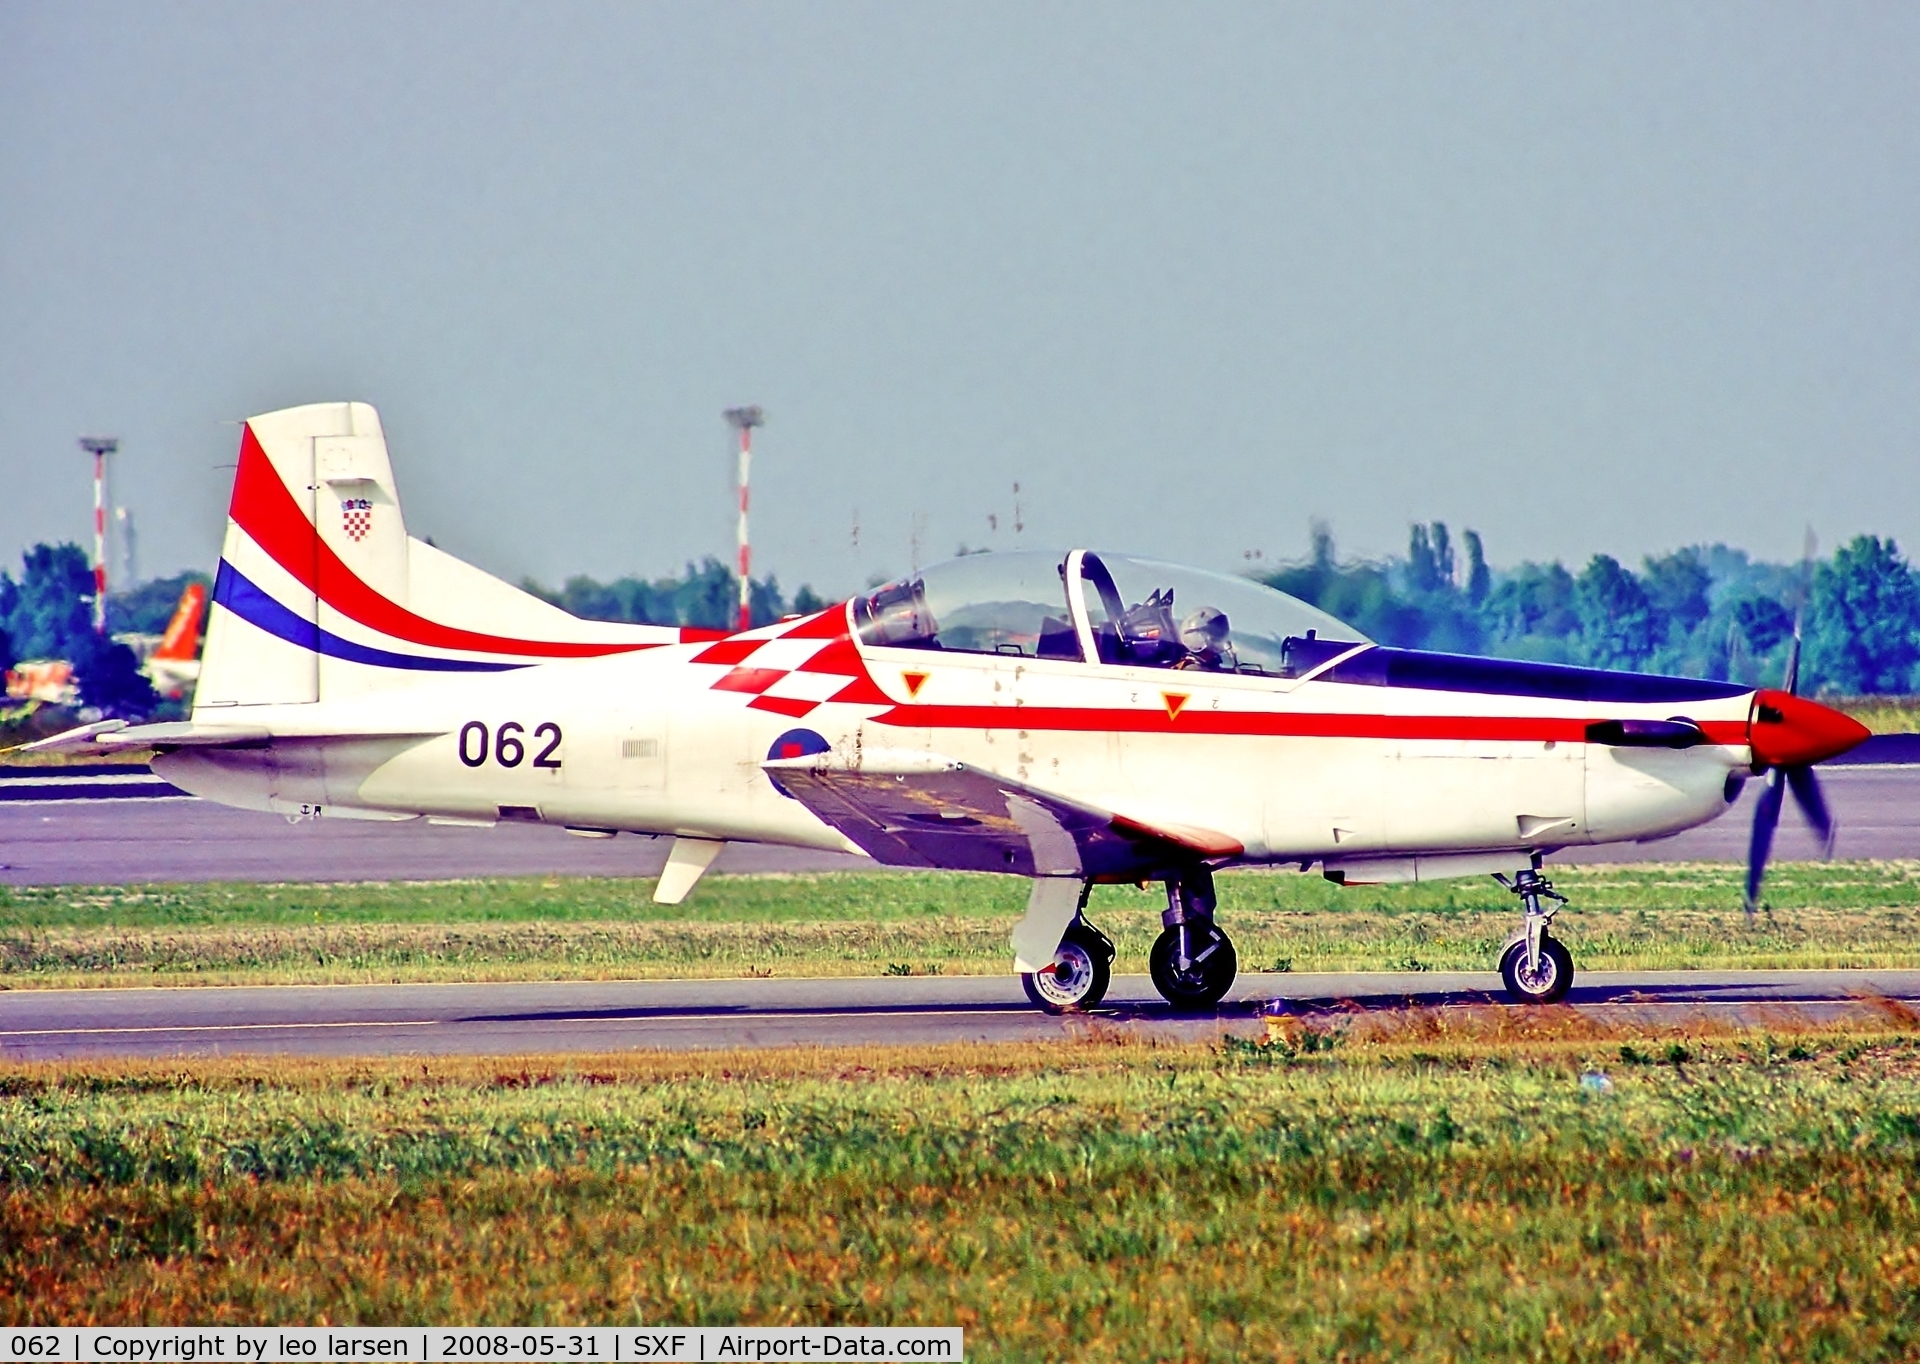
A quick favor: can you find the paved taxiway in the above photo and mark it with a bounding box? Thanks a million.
[4,970,1917,1061]
[0,796,869,885]
[1,759,1916,885]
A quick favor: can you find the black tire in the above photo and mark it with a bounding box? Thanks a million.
[1021,922,1113,1014]
[1149,923,1237,1011]
[1499,935,1574,1004]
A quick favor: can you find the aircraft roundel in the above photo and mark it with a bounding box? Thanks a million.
[765,728,832,798]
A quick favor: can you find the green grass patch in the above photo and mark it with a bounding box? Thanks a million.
[6,1026,1920,1357]
[1835,694,1920,734]
[5,862,1920,988]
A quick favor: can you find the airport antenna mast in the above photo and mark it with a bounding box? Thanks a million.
[78,436,118,634]
[724,406,765,632]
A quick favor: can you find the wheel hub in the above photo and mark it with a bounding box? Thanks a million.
[1513,953,1557,994]
[1032,942,1096,1007]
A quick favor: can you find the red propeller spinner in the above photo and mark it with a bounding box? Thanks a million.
[1748,690,1871,768]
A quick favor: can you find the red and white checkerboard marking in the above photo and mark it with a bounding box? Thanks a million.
[692,608,891,718]
[341,501,373,542]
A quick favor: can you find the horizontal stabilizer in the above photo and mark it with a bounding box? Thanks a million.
[763,752,1243,878]
[16,719,447,755]
[96,722,276,749]
[13,720,132,754]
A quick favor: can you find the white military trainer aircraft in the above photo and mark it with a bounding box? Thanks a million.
[35,402,1871,1012]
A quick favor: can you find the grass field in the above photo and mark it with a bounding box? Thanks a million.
[1836,694,1920,734]
[4,862,1920,989]
[6,1016,1920,1357]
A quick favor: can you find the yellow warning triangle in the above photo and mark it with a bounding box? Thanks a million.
[1162,691,1189,719]
[902,671,930,699]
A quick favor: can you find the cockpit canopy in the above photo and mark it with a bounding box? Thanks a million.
[851,549,1368,676]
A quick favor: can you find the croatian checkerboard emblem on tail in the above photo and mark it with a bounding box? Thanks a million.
[341,498,373,542]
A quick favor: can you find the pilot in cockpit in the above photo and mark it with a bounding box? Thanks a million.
[1175,605,1236,671]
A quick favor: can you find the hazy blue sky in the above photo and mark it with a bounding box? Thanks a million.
[3,2,1916,598]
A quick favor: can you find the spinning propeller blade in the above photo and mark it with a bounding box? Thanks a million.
[1785,764,1834,856]
[1745,770,1786,916]
[1741,533,1858,912]
[1782,526,1814,698]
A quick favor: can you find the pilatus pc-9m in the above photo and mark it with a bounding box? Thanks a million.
[36,403,1869,1012]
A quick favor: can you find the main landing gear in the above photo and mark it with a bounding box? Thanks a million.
[1022,916,1116,1013]
[1495,861,1574,1004]
[1021,882,1117,1013]
[1018,868,1240,1014]
[1150,866,1237,1011]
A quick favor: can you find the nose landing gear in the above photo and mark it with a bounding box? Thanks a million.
[1495,862,1573,1004]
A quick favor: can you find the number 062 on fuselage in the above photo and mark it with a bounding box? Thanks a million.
[36,402,1870,1013]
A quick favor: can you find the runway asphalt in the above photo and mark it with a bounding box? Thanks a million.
[4,969,1916,1060]
[0,795,870,884]
[0,759,1915,885]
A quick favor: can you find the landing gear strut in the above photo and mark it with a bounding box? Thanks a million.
[1149,867,1238,1011]
[1021,884,1116,1014]
[1495,860,1573,1004]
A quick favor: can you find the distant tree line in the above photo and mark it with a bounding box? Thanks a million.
[113,569,212,635]
[520,557,826,632]
[5,523,1918,724]
[0,543,161,715]
[1261,522,1920,696]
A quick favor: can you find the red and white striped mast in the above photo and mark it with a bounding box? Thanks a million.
[78,436,118,634]
[723,405,764,633]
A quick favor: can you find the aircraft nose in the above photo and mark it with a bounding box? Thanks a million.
[1748,689,1871,767]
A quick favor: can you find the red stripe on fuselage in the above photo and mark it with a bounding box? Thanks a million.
[869,704,1749,746]
[231,425,668,660]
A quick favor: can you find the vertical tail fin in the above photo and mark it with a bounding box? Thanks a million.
[194,402,703,714]
[153,582,207,662]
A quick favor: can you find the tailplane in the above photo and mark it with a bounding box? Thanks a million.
[195,402,702,712]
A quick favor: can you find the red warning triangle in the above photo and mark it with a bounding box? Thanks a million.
[1162,691,1189,719]
[902,671,930,699]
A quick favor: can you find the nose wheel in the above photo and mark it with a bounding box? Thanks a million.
[1499,934,1573,1003]
[1495,863,1574,1004]
[1021,920,1115,1014]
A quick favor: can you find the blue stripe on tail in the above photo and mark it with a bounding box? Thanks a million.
[212,561,522,673]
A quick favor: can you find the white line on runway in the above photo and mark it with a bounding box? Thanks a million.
[0,1007,1034,1039]
[0,795,195,805]
[0,1019,441,1037]
[10,998,1914,1042]
[0,773,174,784]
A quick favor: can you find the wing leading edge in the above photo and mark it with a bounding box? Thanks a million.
[762,750,1242,880]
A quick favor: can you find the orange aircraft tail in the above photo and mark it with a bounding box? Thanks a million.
[154,582,207,661]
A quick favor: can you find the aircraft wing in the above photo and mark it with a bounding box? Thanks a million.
[763,750,1242,879]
